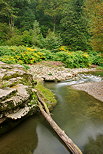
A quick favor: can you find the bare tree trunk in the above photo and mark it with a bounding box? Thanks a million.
[53,16,56,32]
[9,16,14,33]
[38,100,82,154]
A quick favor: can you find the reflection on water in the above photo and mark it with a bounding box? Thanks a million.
[0,116,38,154]
[0,72,103,154]
[33,123,70,154]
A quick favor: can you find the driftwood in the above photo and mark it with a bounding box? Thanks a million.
[37,93,82,154]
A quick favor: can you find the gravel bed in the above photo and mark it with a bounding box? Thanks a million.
[72,81,103,102]
[28,63,97,81]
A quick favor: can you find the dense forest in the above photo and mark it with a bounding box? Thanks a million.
[0,0,103,51]
[0,0,102,68]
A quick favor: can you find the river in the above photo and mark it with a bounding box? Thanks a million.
[0,71,103,154]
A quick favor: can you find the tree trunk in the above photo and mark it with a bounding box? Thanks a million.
[9,16,14,33]
[38,101,82,154]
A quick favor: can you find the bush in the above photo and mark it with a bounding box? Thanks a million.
[53,51,69,62]
[51,51,92,68]
[0,46,45,64]
[88,51,102,66]
[65,51,91,68]
[41,50,55,60]
[0,46,27,56]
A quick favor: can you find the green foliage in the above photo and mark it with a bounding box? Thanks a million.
[52,51,91,68]
[35,82,56,108]
[6,35,23,46]
[53,51,69,62]
[5,30,33,46]
[60,0,90,51]
[0,46,102,68]
[31,20,45,48]
[84,0,103,52]
[21,30,33,46]
[29,93,38,106]
[0,46,45,64]
[41,50,54,60]
[88,51,103,66]
[0,23,10,44]
[0,0,102,52]
[44,31,62,50]
[0,46,27,56]
[65,51,91,68]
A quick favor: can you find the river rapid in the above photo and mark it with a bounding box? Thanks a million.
[0,71,103,154]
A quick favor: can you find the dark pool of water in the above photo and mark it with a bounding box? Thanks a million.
[0,72,103,154]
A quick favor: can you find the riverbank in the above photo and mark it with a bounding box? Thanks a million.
[72,81,103,102]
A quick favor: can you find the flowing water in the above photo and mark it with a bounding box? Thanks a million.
[0,71,103,154]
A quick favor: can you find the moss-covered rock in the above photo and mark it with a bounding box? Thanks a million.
[35,81,57,109]
[0,63,37,124]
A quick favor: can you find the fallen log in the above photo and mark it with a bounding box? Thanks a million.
[37,91,50,115]
[37,93,82,154]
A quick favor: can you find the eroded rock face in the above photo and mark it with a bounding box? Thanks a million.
[0,63,36,124]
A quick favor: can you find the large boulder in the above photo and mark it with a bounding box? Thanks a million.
[0,63,37,124]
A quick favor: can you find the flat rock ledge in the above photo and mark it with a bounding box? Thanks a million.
[0,63,36,124]
[72,81,103,102]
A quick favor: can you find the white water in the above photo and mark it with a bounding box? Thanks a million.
[56,73,103,88]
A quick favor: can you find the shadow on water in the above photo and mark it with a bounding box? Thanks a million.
[0,116,38,154]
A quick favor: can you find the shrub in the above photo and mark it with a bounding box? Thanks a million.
[41,50,54,60]
[0,46,102,68]
[65,51,91,68]
[0,46,45,64]
[58,46,70,52]
[52,51,91,68]
[53,51,69,62]
[6,35,23,46]
[0,55,17,64]
[88,51,102,66]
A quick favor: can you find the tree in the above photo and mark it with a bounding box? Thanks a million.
[0,23,10,44]
[60,0,90,51]
[0,0,18,31]
[37,0,68,32]
[31,20,44,47]
[84,0,103,52]
[14,0,36,31]
[44,30,62,50]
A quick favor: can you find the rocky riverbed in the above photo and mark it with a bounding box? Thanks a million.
[28,62,97,81]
